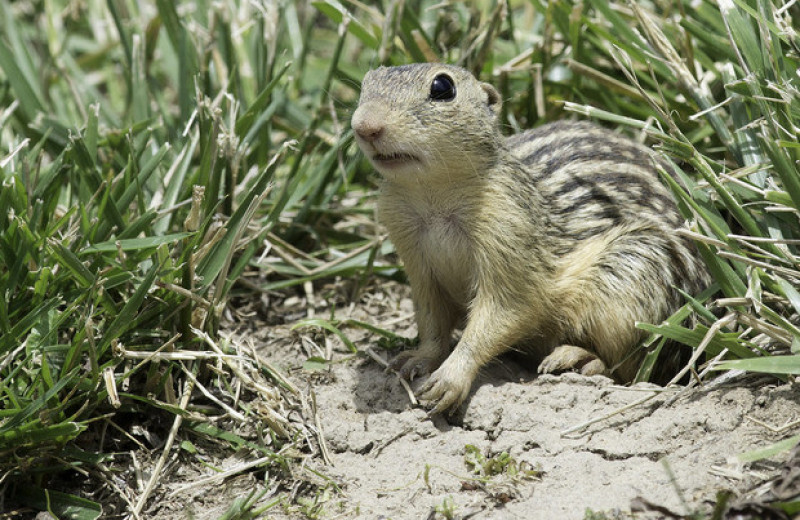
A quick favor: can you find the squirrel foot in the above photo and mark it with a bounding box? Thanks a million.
[389,349,444,381]
[538,344,608,376]
[418,357,475,415]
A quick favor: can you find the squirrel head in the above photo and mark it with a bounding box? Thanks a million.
[352,63,503,183]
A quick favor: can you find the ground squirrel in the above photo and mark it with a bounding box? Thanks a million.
[351,63,709,414]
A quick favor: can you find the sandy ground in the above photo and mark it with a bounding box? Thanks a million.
[145,282,799,519]
[306,359,793,519]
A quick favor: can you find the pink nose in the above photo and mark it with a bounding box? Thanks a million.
[353,119,384,143]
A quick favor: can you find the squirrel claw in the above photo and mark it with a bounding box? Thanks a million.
[389,350,442,381]
[417,364,471,415]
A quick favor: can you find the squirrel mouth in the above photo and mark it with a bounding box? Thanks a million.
[371,152,420,169]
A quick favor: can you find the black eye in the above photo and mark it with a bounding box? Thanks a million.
[429,74,456,101]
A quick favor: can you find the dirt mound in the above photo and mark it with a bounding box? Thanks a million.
[148,284,799,519]
[301,351,793,519]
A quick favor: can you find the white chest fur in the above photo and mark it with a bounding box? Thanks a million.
[379,191,476,306]
[416,211,474,304]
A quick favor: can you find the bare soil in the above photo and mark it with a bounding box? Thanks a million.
[145,281,799,519]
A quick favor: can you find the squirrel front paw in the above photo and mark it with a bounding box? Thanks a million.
[389,349,444,381]
[417,357,476,415]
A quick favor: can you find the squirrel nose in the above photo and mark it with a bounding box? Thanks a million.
[352,105,386,143]
[353,119,384,143]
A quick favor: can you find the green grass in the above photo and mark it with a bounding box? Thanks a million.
[0,0,798,517]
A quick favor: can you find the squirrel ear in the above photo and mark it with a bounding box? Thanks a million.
[480,83,502,115]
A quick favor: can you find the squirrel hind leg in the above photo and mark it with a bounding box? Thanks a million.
[538,345,608,377]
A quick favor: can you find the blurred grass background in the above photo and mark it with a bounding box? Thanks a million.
[0,0,798,517]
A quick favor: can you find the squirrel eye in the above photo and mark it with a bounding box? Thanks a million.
[429,74,456,101]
